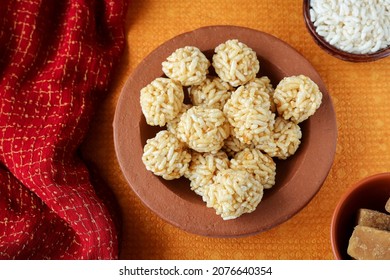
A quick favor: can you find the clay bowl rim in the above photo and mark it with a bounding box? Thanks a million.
[302,0,390,63]
[113,25,338,238]
[330,172,390,260]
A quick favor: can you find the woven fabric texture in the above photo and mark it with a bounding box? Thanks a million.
[0,0,128,259]
[82,0,390,260]
[2,0,389,260]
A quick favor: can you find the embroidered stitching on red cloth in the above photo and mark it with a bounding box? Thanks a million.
[0,0,128,259]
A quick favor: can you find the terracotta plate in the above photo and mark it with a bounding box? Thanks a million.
[113,26,337,237]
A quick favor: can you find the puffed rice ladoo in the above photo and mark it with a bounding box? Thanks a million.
[140,77,184,127]
[212,39,260,87]
[177,106,230,153]
[162,46,210,86]
[202,169,264,220]
[140,40,323,220]
[142,130,191,180]
[273,75,322,124]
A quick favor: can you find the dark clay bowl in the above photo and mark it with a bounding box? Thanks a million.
[331,173,390,259]
[303,0,390,62]
[113,25,337,237]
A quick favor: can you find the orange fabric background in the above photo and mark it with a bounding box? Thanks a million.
[81,0,390,259]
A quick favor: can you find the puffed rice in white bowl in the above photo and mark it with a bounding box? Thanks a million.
[114,25,337,237]
[303,0,390,62]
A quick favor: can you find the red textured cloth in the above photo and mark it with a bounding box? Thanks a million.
[0,0,128,259]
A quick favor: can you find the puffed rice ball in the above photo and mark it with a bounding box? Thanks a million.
[264,117,302,160]
[162,46,210,86]
[202,169,264,220]
[177,106,230,153]
[188,77,232,110]
[166,103,191,135]
[142,130,191,180]
[222,135,254,158]
[230,148,276,189]
[223,85,275,145]
[250,76,276,112]
[140,78,184,126]
[254,139,277,158]
[184,151,230,196]
[212,39,259,87]
[273,75,322,123]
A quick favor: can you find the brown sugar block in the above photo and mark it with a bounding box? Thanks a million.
[347,225,390,260]
[357,208,390,231]
[385,197,390,213]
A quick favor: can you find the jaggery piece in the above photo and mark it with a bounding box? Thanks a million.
[386,197,390,214]
[347,225,390,260]
[357,208,390,231]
